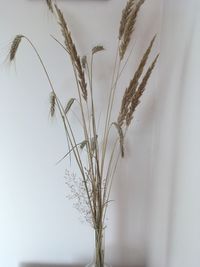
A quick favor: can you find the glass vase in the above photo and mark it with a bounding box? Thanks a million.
[86,227,111,267]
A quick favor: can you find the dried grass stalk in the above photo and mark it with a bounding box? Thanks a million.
[80,140,88,150]
[119,0,145,60]
[91,135,98,154]
[65,98,75,114]
[81,55,87,69]
[113,122,124,157]
[54,4,87,101]
[119,0,136,40]
[117,35,156,127]
[9,35,24,61]
[50,91,56,117]
[9,1,159,264]
[126,54,159,126]
[46,0,54,13]
[92,45,105,55]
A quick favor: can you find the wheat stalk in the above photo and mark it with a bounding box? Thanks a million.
[119,0,145,60]
[54,4,87,101]
[50,91,56,117]
[119,0,136,40]
[118,35,156,127]
[46,0,54,13]
[92,45,105,55]
[126,54,159,126]
[9,1,159,266]
[9,35,24,61]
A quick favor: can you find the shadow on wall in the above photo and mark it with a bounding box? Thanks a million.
[19,263,146,267]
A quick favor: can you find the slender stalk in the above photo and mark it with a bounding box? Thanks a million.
[103,128,128,220]
[100,42,135,182]
[101,42,120,178]
[23,37,96,223]
[101,59,121,179]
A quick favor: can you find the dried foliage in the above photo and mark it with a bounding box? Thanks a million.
[9,1,159,266]
[81,55,87,69]
[65,98,75,114]
[92,45,105,55]
[118,35,156,127]
[119,0,136,40]
[46,0,54,14]
[50,91,56,117]
[119,0,145,60]
[112,122,124,157]
[126,54,159,126]
[54,4,87,101]
[9,35,24,61]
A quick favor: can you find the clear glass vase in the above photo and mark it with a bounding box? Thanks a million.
[86,227,111,267]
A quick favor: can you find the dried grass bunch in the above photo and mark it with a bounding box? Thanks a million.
[9,1,158,266]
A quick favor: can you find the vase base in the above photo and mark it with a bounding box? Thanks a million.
[86,264,111,267]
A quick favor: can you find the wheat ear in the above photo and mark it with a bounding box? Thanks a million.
[9,35,24,61]
[46,0,54,13]
[126,54,159,126]
[119,0,136,40]
[117,35,156,126]
[119,0,145,60]
[50,91,56,117]
[54,4,87,101]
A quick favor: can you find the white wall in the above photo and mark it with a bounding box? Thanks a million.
[3,0,196,267]
[148,1,200,267]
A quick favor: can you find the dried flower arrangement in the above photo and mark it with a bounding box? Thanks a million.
[9,0,158,266]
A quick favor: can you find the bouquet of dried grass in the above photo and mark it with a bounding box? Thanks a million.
[9,0,158,266]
